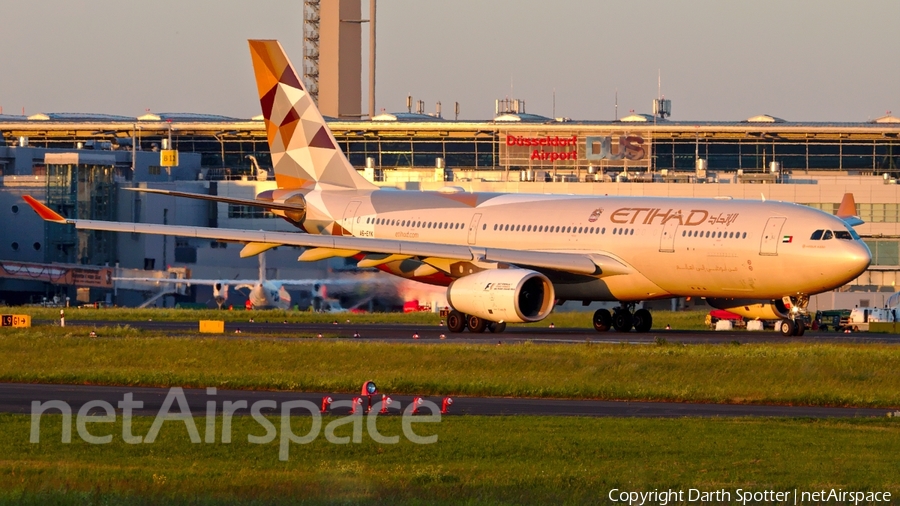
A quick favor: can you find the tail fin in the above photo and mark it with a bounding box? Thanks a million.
[248,40,376,191]
[836,193,857,218]
[836,193,864,227]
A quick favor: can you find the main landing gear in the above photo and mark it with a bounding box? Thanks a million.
[446,310,506,334]
[777,295,810,337]
[593,304,653,333]
[446,304,653,334]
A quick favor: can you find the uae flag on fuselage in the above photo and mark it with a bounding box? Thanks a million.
[782,235,793,243]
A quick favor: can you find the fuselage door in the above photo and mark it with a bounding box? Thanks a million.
[659,219,680,253]
[760,217,786,256]
[467,213,482,245]
[342,201,361,236]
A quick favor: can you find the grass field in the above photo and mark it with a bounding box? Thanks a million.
[13,307,712,330]
[2,414,898,505]
[2,311,899,504]
[2,331,900,407]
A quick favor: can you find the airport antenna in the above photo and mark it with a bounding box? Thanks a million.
[652,69,671,121]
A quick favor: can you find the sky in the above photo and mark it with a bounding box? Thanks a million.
[1,0,899,122]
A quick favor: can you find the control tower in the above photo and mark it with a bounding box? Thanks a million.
[305,0,375,119]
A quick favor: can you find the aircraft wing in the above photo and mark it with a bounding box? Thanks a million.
[273,278,386,287]
[24,196,631,278]
[112,277,375,287]
[111,277,200,284]
[112,277,243,287]
[123,188,305,213]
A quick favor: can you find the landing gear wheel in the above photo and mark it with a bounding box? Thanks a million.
[633,309,653,333]
[488,321,507,333]
[778,319,795,337]
[593,309,612,332]
[467,315,488,333]
[447,310,466,333]
[612,310,634,332]
[793,321,806,336]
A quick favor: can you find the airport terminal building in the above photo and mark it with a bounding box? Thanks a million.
[2,107,900,309]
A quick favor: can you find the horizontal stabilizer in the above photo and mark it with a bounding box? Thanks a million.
[125,188,305,212]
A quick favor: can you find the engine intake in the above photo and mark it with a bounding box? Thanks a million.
[446,269,555,323]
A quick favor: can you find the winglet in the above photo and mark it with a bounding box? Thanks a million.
[836,193,864,227]
[22,195,69,223]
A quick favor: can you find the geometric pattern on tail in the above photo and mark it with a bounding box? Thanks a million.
[248,39,376,191]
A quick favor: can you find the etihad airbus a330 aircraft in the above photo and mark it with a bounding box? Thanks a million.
[24,40,871,335]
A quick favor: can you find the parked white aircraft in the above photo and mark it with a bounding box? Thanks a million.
[23,40,871,335]
[114,252,354,310]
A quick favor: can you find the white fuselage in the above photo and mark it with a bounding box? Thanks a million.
[294,189,870,302]
[247,281,292,310]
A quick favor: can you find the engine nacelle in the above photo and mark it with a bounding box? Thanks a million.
[706,298,790,320]
[446,269,555,323]
[212,282,229,309]
[256,189,307,228]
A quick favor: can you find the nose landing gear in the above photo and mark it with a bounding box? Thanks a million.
[778,295,809,337]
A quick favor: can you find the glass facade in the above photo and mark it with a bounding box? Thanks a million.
[335,135,498,169]
[228,204,275,219]
[44,162,117,265]
[803,203,900,223]
[654,138,900,173]
[864,240,900,266]
[4,121,900,177]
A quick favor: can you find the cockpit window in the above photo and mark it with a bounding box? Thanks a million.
[811,228,861,241]
[834,230,853,240]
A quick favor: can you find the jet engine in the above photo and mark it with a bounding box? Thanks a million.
[212,282,230,310]
[706,298,790,320]
[446,269,555,323]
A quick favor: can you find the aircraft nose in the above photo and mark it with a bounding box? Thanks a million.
[846,241,871,277]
